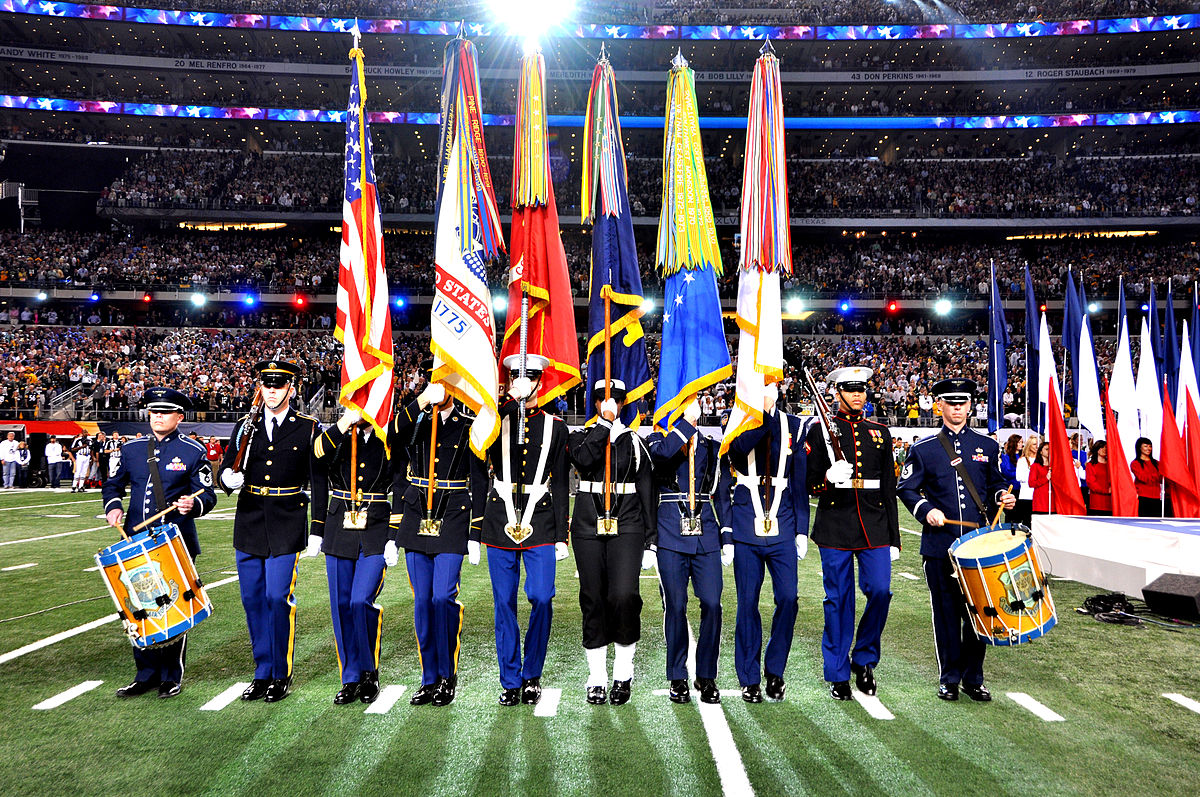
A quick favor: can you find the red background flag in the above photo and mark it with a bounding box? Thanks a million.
[1104,386,1139,517]
[1160,396,1199,516]
[1047,385,1086,515]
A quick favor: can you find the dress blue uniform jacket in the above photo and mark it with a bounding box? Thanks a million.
[897,425,1010,558]
[102,431,218,556]
[647,421,731,554]
[721,410,812,545]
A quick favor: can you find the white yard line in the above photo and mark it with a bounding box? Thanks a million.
[0,499,94,511]
[0,524,109,546]
[1162,693,1200,715]
[2,562,37,571]
[855,694,895,720]
[898,573,919,581]
[698,701,755,796]
[0,575,239,665]
[1006,692,1065,721]
[364,685,408,714]
[533,687,562,717]
[200,683,251,711]
[32,680,104,710]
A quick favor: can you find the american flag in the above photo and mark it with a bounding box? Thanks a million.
[335,47,394,441]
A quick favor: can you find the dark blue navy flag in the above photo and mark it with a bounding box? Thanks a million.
[1024,265,1039,426]
[1061,270,1082,410]
[1164,287,1180,406]
[987,260,1009,434]
[1149,281,1164,391]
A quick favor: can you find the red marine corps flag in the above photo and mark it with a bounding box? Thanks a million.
[429,33,506,456]
[335,34,393,442]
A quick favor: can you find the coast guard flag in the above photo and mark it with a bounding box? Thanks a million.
[986,260,1008,434]
[430,36,505,456]
[653,53,731,431]
[336,43,394,443]
[581,54,652,426]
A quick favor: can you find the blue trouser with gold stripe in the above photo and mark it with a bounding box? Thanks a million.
[327,551,387,684]
[487,544,556,690]
[406,551,464,687]
[236,550,300,680]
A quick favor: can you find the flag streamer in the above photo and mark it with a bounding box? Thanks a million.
[513,51,551,208]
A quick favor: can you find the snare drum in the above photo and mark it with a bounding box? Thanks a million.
[95,523,212,649]
[948,523,1057,646]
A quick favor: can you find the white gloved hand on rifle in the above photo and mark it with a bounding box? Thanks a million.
[826,459,854,485]
[220,468,244,491]
[508,376,534,402]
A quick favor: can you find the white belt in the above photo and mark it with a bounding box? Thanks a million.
[579,480,637,495]
[497,413,554,531]
[831,479,881,490]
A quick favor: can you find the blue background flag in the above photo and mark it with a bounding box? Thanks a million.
[1061,270,1082,410]
[1192,282,1200,386]
[1164,287,1180,405]
[654,265,732,430]
[1149,281,1164,391]
[1024,264,1039,429]
[987,261,1009,434]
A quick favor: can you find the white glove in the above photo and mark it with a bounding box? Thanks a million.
[467,540,481,566]
[554,541,569,561]
[608,418,626,443]
[764,383,779,413]
[508,376,534,402]
[304,534,322,558]
[418,382,446,410]
[795,535,809,560]
[890,546,900,562]
[721,543,734,567]
[925,508,946,527]
[383,540,399,567]
[641,549,657,570]
[683,399,701,425]
[336,408,362,432]
[220,468,244,490]
[826,460,854,485]
[599,398,619,421]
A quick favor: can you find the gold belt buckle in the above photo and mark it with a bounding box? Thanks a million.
[850,478,865,489]
[679,516,702,536]
[754,517,778,538]
[597,517,618,536]
[505,523,533,545]
[418,518,442,537]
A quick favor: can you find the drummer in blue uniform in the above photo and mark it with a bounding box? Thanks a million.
[218,360,324,703]
[723,385,813,703]
[312,404,396,706]
[897,378,1015,702]
[482,354,570,707]
[805,366,900,700]
[647,398,730,705]
[103,387,217,699]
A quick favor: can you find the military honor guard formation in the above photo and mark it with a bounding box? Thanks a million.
[89,32,1051,720]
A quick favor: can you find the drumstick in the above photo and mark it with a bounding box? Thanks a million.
[943,519,979,529]
[131,489,207,533]
[990,485,1015,527]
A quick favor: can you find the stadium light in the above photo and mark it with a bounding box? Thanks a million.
[641,298,656,314]
[1087,302,1099,314]
[293,295,307,308]
[887,300,899,313]
[785,298,804,315]
[89,292,100,302]
[242,295,257,307]
[839,300,851,314]
[190,293,206,308]
[934,299,953,316]
[142,293,152,303]
[492,295,507,313]
[487,0,576,50]
[35,292,47,301]
[1141,303,1149,312]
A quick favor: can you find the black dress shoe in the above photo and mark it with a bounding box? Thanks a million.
[157,681,182,699]
[668,679,691,704]
[334,682,360,705]
[829,681,853,701]
[609,679,632,706]
[764,673,786,701]
[851,664,877,696]
[499,688,521,706]
[520,677,542,705]
[741,684,763,703]
[432,675,457,707]
[586,685,607,705]
[116,680,158,698]
[358,670,380,704]
[241,679,271,701]
[410,683,438,706]
[962,683,992,702]
[263,677,291,703]
[695,678,721,704]
[938,683,960,701]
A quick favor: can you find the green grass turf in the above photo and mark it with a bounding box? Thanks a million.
[0,487,1198,796]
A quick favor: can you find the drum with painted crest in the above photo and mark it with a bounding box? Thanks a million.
[948,523,1057,646]
[95,523,212,648]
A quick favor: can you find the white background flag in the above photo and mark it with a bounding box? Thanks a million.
[1135,316,1163,456]
[1108,315,1140,461]
[1037,312,1061,433]
[1076,312,1103,439]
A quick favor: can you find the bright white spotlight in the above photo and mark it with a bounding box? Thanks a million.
[934,299,952,316]
[190,292,207,308]
[641,298,656,314]
[35,291,47,301]
[492,295,508,313]
[487,0,576,47]
[1087,302,1099,314]
[786,298,804,315]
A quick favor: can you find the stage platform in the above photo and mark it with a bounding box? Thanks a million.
[1033,515,1200,598]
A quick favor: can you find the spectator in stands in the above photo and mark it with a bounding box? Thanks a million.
[45,434,65,488]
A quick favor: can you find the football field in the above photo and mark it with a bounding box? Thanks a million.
[1,488,1198,796]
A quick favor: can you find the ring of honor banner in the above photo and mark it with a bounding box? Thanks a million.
[336,43,394,445]
[653,53,731,431]
[430,35,505,456]
[722,47,791,456]
[500,50,580,405]
[581,54,653,426]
